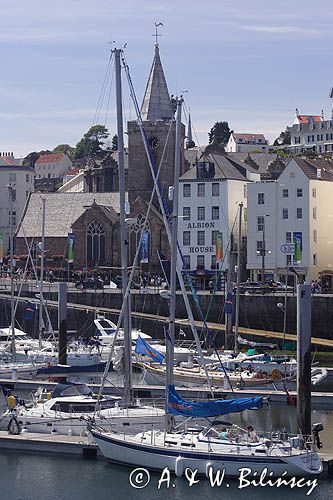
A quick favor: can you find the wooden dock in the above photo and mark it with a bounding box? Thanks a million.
[0,430,99,458]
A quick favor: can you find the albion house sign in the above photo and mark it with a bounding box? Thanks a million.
[189,246,214,253]
[186,222,216,229]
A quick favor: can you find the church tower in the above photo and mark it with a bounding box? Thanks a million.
[127,43,185,211]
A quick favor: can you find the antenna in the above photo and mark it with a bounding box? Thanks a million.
[330,87,333,119]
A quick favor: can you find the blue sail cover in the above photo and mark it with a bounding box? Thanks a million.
[167,385,263,418]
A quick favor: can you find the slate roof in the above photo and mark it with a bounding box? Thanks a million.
[140,44,173,121]
[0,156,32,169]
[16,192,121,238]
[227,152,284,174]
[232,133,266,143]
[290,158,333,181]
[180,153,247,182]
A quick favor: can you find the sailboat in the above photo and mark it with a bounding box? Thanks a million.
[90,74,323,477]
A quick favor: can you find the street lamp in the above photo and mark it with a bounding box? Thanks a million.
[256,214,271,283]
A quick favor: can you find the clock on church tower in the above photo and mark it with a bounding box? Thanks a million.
[147,136,160,150]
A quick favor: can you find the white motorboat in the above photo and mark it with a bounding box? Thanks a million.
[0,382,165,436]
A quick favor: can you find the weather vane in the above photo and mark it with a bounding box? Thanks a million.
[153,22,164,45]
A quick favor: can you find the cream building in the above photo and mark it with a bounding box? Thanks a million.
[0,154,34,255]
[226,133,269,153]
[35,153,73,180]
[247,157,333,286]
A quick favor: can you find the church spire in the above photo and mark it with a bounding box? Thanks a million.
[140,44,173,121]
[186,113,195,149]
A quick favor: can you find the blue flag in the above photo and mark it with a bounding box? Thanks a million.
[224,292,233,315]
[135,336,165,364]
[24,301,35,321]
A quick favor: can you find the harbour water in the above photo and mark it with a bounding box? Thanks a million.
[0,450,332,500]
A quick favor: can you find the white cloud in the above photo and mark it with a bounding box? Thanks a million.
[239,25,322,35]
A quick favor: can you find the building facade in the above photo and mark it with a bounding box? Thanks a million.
[35,153,73,180]
[0,154,34,255]
[246,158,333,285]
[288,111,333,155]
[178,155,252,280]
[226,133,268,153]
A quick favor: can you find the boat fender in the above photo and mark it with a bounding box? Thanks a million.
[7,395,17,409]
[206,462,213,478]
[175,456,183,477]
[271,368,282,381]
[68,429,73,436]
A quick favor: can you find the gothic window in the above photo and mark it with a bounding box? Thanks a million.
[86,220,105,265]
[128,214,151,263]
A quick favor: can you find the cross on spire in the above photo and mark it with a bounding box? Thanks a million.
[153,22,164,46]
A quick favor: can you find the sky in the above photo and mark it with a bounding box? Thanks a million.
[1,0,333,157]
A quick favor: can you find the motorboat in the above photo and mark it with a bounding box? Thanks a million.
[1,382,165,436]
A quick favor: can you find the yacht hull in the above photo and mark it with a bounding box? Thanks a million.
[91,429,323,477]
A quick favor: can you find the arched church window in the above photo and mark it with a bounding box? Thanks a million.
[86,220,105,265]
[128,214,151,264]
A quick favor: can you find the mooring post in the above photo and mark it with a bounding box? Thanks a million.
[297,283,311,436]
[58,282,68,375]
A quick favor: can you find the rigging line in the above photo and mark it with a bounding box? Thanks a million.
[122,54,216,394]
[103,63,115,128]
[203,208,238,322]
[92,52,114,127]
[95,66,175,408]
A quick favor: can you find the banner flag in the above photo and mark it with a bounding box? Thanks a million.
[67,233,75,263]
[293,232,302,264]
[0,230,3,263]
[215,232,223,262]
[140,230,149,264]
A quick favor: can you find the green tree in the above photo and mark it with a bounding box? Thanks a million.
[208,121,231,146]
[74,125,109,159]
[23,150,51,167]
[53,144,75,159]
[111,134,118,151]
[273,127,291,146]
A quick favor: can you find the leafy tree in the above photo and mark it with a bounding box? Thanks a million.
[23,150,51,167]
[74,125,109,159]
[53,144,75,159]
[273,127,291,146]
[111,134,118,151]
[208,121,231,146]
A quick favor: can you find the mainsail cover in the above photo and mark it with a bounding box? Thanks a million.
[167,385,263,418]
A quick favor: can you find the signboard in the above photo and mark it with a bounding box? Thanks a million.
[216,232,223,262]
[280,243,295,254]
[67,233,75,263]
[293,232,303,264]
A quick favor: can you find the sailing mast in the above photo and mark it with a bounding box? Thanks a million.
[38,197,46,348]
[165,96,182,432]
[234,202,243,354]
[114,47,132,407]
[8,185,16,357]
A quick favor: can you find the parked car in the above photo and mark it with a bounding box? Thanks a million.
[75,277,104,290]
[269,281,294,292]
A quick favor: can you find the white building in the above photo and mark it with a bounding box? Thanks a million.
[178,154,258,278]
[287,111,333,155]
[247,157,333,285]
[0,154,34,255]
[58,169,87,193]
[35,153,73,180]
[226,133,269,153]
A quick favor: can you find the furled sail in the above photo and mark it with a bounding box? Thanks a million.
[167,385,263,418]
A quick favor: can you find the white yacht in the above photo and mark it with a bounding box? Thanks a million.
[1,382,165,436]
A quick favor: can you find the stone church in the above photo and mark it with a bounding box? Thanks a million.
[15,43,186,274]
